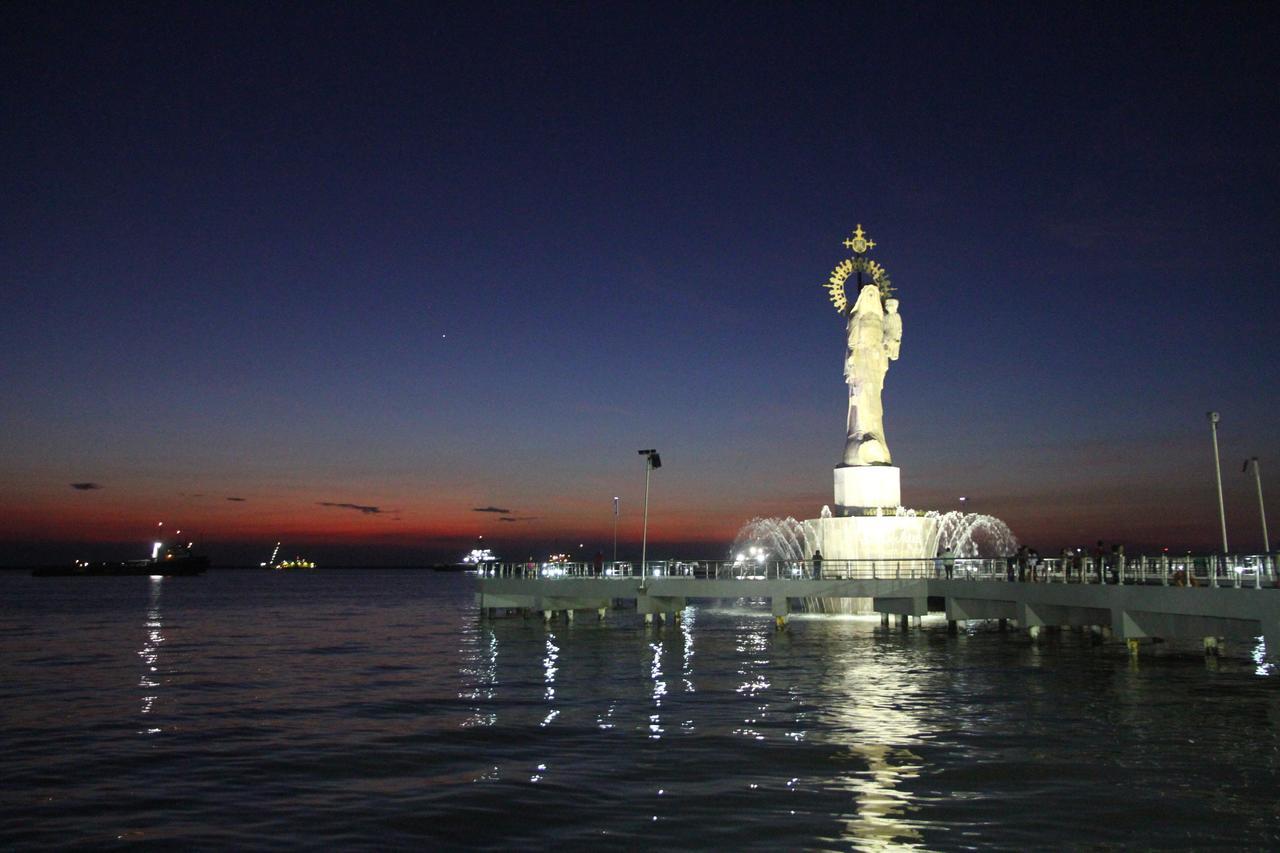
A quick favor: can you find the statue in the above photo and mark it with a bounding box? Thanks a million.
[841,284,901,466]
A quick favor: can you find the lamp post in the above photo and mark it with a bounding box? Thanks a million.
[638,449,661,588]
[1208,412,1228,554]
[1244,457,1270,553]
[612,496,620,567]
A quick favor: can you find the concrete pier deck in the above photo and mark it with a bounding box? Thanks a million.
[476,557,1280,657]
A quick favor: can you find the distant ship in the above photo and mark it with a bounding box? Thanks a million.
[431,548,495,571]
[261,542,316,570]
[34,540,209,577]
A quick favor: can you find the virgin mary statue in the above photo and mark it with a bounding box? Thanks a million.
[842,284,901,466]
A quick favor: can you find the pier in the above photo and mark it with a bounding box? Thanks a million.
[476,556,1280,658]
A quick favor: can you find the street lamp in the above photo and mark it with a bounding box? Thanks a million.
[612,496,620,566]
[1243,457,1270,553]
[1208,412,1228,554]
[638,449,661,588]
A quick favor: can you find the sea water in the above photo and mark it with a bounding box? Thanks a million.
[2,569,1277,849]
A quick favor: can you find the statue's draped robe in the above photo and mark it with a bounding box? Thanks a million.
[842,284,896,466]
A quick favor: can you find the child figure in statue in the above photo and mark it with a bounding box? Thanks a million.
[842,284,901,466]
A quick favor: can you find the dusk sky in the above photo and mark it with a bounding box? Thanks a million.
[3,3,1277,565]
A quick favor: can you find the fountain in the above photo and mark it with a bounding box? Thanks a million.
[731,517,810,564]
[732,511,1018,564]
[935,511,1019,558]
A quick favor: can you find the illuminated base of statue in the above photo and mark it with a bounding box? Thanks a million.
[800,510,941,614]
[834,465,900,511]
[803,513,941,562]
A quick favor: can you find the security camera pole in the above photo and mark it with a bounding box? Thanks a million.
[1208,412,1228,554]
[1243,457,1269,553]
[612,496,620,566]
[638,449,661,589]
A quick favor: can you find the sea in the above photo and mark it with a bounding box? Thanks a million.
[2,568,1278,850]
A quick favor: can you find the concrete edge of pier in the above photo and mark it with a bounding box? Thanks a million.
[476,576,1280,660]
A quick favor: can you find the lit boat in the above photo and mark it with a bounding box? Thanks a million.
[34,540,209,577]
[260,542,316,570]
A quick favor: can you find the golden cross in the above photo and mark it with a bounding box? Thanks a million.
[842,224,875,254]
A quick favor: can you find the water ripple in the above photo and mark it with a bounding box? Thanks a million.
[1,571,1277,850]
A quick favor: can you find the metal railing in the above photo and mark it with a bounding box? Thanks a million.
[479,554,1278,589]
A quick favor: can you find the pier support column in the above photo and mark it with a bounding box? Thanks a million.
[998,618,1008,633]
[898,615,909,631]
[1029,625,1042,642]
[1204,636,1221,657]
[881,613,890,627]
[543,610,553,623]
[1127,638,1140,657]
[771,596,789,629]
[947,619,958,635]
[566,609,574,623]
[597,608,607,621]
[644,613,654,625]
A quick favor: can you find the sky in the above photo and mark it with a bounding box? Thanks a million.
[2,2,1278,565]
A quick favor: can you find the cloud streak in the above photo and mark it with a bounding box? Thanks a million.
[473,506,511,514]
[70,482,102,491]
[226,496,246,502]
[318,501,385,515]
[498,516,537,523]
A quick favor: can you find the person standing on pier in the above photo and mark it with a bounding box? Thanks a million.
[812,549,823,580]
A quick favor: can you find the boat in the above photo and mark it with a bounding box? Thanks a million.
[33,540,209,577]
[262,542,315,569]
[431,548,496,571]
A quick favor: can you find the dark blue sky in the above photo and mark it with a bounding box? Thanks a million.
[3,2,1278,564]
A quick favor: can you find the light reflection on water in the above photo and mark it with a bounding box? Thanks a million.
[648,638,666,739]
[2,571,1278,850]
[680,605,696,693]
[541,633,559,727]
[137,576,164,734]
[828,645,926,848]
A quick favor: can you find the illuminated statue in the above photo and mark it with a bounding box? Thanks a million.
[842,284,898,465]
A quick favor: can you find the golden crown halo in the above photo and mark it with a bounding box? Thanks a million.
[823,225,894,314]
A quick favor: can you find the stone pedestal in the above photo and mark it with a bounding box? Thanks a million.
[803,514,940,563]
[834,465,900,510]
[799,513,940,615]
